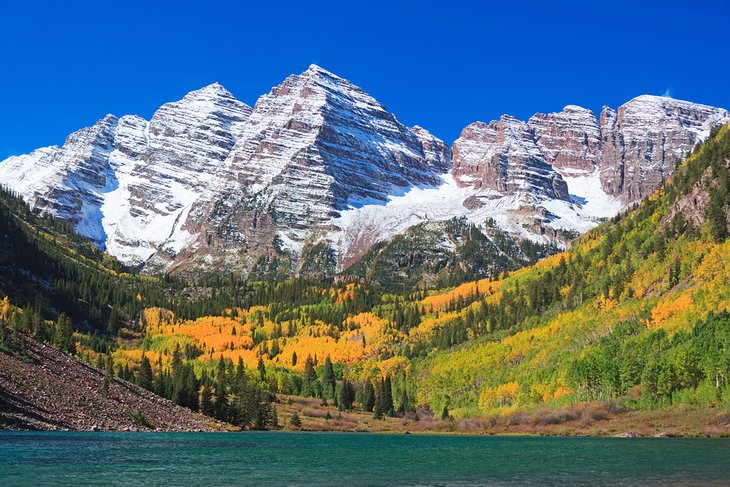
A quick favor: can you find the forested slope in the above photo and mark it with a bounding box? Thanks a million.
[415,124,730,416]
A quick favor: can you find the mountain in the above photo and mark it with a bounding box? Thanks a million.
[164,65,450,275]
[449,95,729,246]
[0,84,252,267]
[1,123,728,435]
[1,67,727,285]
[111,122,730,427]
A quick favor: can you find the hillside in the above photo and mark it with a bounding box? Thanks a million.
[344,217,557,292]
[415,123,730,416]
[0,326,218,431]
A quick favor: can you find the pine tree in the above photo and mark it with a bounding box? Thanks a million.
[291,351,297,366]
[107,307,119,335]
[441,405,450,420]
[53,313,75,355]
[382,376,395,417]
[257,357,266,381]
[322,356,336,399]
[215,356,228,420]
[171,343,183,377]
[302,355,318,397]
[668,257,681,288]
[363,380,376,412]
[200,384,214,416]
[337,379,355,410]
[138,353,153,391]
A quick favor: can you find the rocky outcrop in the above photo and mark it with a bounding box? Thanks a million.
[456,96,728,205]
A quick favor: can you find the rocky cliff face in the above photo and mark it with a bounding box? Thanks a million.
[454,96,728,205]
[529,105,602,173]
[598,95,729,202]
[452,115,570,201]
[0,66,727,279]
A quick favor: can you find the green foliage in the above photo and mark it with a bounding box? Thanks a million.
[297,242,337,279]
[52,313,75,355]
[138,354,153,391]
[566,314,729,408]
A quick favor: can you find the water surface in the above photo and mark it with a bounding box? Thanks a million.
[0,432,728,486]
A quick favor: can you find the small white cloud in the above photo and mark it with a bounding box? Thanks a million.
[662,88,673,98]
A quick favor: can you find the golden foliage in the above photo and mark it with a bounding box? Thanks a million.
[480,381,520,411]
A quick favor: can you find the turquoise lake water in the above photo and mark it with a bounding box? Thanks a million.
[0,432,728,486]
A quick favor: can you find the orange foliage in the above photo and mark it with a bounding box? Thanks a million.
[335,283,357,304]
[142,308,175,328]
[650,294,693,328]
[421,278,501,312]
[0,296,10,321]
[553,386,571,400]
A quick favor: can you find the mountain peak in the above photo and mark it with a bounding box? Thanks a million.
[298,64,350,88]
[185,82,236,100]
[625,94,722,110]
[562,104,592,113]
[304,63,336,76]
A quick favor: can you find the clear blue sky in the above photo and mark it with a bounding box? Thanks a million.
[2,0,729,159]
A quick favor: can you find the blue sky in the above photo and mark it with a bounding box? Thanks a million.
[2,0,729,158]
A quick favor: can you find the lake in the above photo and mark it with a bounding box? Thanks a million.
[0,432,728,486]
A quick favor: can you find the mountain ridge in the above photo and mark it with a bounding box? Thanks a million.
[1,65,727,285]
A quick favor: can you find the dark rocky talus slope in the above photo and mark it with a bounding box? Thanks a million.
[0,328,218,431]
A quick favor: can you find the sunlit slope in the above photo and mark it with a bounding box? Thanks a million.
[415,125,730,416]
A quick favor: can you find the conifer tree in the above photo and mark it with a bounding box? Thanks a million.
[257,357,266,381]
[363,380,376,412]
[302,355,317,397]
[138,353,154,391]
[322,356,336,399]
[441,405,450,420]
[215,356,228,420]
[382,376,395,417]
[200,384,214,416]
[53,313,75,355]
